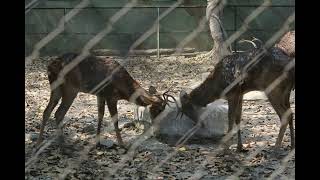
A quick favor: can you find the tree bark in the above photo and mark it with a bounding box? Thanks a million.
[182,0,230,60]
[206,0,231,62]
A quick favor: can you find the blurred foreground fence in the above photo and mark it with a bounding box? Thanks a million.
[25,0,295,179]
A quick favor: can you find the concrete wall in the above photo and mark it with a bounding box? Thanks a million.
[25,0,295,56]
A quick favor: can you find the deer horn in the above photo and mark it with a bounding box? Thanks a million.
[166,93,184,119]
[162,91,176,108]
[161,90,184,119]
[251,37,263,48]
[161,84,176,107]
[238,39,257,49]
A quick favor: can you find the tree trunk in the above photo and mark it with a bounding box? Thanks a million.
[181,0,231,61]
[206,0,231,62]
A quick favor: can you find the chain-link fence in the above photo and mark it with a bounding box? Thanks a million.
[25,0,295,179]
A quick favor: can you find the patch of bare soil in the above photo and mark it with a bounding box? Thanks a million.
[25,54,295,179]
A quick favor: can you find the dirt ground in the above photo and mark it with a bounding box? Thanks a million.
[25,54,295,180]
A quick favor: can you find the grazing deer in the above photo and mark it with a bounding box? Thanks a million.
[37,53,173,148]
[178,32,295,152]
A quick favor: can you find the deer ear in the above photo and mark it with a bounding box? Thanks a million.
[140,95,154,105]
[148,86,157,95]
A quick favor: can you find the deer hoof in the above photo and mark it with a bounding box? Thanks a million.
[117,141,130,151]
[236,145,248,152]
[60,147,75,157]
[119,145,129,154]
[56,135,65,145]
[96,142,102,148]
[35,139,43,148]
[116,137,125,147]
[270,147,285,158]
[118,143,126,149]
[221,143,230,151]
[273,143,282,151]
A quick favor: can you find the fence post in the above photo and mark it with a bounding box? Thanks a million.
[63,8,67,33]
[157,7,160,59]
[234,7,237,52]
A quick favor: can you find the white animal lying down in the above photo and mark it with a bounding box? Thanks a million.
[133,72,267,142]
[134,97,229,140]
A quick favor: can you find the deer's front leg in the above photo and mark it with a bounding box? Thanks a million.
[228,94,244,152]
[54,88,77,145]
[96,96,105,146]
[107,99,125,147]
[37,88,62,147]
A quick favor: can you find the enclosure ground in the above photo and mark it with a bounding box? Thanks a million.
[25,54,295,179]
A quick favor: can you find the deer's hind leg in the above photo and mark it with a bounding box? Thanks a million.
[106,98,125,147]
[96,96,105,146]
[267,86,293,149]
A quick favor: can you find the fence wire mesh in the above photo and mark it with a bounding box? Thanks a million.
[25,0,295,179]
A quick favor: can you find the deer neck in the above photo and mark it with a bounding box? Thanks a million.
[130,83,160,106]
[189,75,222,107]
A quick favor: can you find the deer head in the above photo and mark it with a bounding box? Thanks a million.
[148,86,179,119]
[178,90,202,124]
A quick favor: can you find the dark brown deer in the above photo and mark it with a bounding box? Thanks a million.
[36,53,172,148]
[179,32,295,152]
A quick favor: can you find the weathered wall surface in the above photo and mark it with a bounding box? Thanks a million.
[25,0,295,56]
